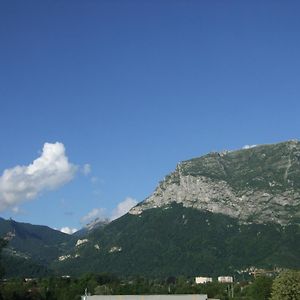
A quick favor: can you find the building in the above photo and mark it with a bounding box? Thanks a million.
[195,277,213,284]
[217,276,233,283]
[81,295,210,300]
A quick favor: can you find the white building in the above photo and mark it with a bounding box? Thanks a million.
[195,277,213,284]
[217,276,233,283]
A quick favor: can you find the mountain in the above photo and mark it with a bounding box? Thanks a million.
[0,217,75,277]
[2,140,300,278]
[53,141,300,277]
[53,203,300,278]
[130,140,300,224]
[73,218,110,238]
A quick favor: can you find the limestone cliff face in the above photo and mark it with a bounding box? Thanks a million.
[130,140,300,224]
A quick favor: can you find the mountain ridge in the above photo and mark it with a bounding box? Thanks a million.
[1,140,300,278]
[0,217,75,277]
[130,140,300,225]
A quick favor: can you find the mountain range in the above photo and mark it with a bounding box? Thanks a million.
[1,140,300,278]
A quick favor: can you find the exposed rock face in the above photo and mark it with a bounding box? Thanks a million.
[130,140,300,224]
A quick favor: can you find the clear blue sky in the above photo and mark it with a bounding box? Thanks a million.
[1,0,300,232]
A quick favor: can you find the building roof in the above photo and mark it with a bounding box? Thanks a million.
[82,295,209,300]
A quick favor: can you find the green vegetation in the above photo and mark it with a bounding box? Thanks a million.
[2,255,52,278]
[2,197,300,279]
[241,275,273,300]
[0,237,7,280]
[0,218,75,265]
[55,203,300,277]
[181,141,300,192]
[270,270,300,300]
[0,273,265,300]
[0,217,75,277]
[1,272,299,300]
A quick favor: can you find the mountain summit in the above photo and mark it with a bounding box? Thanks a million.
[130,140,300,225]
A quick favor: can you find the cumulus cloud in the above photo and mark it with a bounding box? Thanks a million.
[81,208,106,223]
[111,197,138,220]
[82,164,91,176]
[0,142,77,212]
[60,227,77,234]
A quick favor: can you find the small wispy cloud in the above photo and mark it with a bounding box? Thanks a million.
[60,227,77,234]
[91,176,99,184]
[111,197,138,220]
[81,208,106,224]
[0,142,77,212]
[82,163,91,176]
[242,144,257,149]
[11,206,24,215]
[80,197,138,225]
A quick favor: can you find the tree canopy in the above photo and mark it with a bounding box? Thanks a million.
[0,238,7,280]
[270,270,300,300]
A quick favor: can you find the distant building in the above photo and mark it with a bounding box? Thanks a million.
[217,276,233,283]
[195,277,213,284]
[81,295,210,300]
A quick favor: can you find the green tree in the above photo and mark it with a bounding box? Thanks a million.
[244,276,273,300]
[0,238,7,279]
[270,270,300,300]
[0,237,8,300]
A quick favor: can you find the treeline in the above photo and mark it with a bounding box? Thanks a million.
[0,273,250,300]
[0,271,299,300]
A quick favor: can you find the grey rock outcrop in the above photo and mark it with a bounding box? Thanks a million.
[130,140,300,224]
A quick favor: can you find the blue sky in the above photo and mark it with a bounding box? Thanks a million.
[1,1,300,232]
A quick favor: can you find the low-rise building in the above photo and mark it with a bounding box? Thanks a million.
[195,277,213,284]
[217,276,233,283]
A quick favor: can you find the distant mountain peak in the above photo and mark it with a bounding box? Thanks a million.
[86,218,110,231]
[73,218,110,237]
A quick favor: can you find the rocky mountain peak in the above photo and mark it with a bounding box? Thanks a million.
[130,140,300,224]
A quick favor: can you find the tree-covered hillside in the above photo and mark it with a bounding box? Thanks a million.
[54,203,300,277]
[0,217,75,277]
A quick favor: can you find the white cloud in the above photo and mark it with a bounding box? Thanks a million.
[82,164,91,176]
[11,206,23,214]
[0,142,77,212]
[60,227,77,234]
[80,197,138,225]
[111,197,138,220]
[243,144,257,149]
[81,208,106,224]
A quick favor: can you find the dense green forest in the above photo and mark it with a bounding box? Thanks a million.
[55,204,300,277]
[1,237,300,300]
[2,204,300,278]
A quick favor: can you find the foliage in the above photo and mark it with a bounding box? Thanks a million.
[1,271,300,300]
[2,255,52,278]
[0,218,75,267]
[0,237,7,280]
[181,141,300,192]
[0,274,242,300]
[0,217,75,278]
[270,270,300,300]
[54,203,300,277]
[242,276,273,300]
